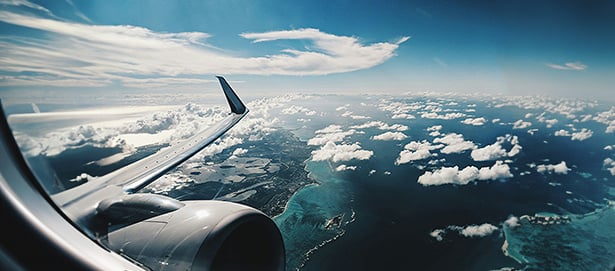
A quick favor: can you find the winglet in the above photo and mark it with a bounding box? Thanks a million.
[217,76,247,114]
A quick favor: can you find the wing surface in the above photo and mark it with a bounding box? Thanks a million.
[53,77,248,209]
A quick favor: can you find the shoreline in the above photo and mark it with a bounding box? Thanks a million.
[501,201,615,269]
[271,158,320,221]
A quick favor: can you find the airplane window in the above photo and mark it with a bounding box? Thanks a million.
[1,1,614,271]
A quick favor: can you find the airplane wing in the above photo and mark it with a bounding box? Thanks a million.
[52,76,248,209]
[0,76,285,270]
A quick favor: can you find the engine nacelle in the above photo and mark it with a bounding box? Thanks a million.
[102,200,285,271]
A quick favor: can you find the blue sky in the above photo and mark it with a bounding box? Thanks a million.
[0,0,614,100]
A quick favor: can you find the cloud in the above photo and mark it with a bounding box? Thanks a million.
[13,94,299,162]
[282,105,316,116]
[571,128,593,141]
[504,216,519,228]
[231,147,248,156]
[13,105,226,157]
[378,100,423,119]
[546,61,587,71]
[536,115,558,128]
[336,164,357,171]
[307,125,356,146]
[427,125,442,137]
[341,111,370,119]
[0,9,408,87]
[350,121,408,131]
[433,57,448,68]
[427,125,442,131]
[603,158,615,176]
[395,140,442,165]
[593,107,615,133]
[554,128,593,141]
[311,141,373,162]
[372,131,408,141]
[508,144,522,157]
[396,149,432,164]
[554,129,571,137]
[471,143,508,161]
[433,133,476,154]
[461,117,487,126]
[471,135,522,161]
[420,112,466,120]
[430,223,499,241]
[453,223,499,237]
[0,0,53,16]
[417,161,513,186]
[391,113,416,120]
[512,119,532,129]
[536,161,571,175]
[429,229,445,241]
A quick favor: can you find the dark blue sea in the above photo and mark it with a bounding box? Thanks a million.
[7,95,615,270]
[272,95,615,271]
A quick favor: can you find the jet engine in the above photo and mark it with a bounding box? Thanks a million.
[97,195,285,271]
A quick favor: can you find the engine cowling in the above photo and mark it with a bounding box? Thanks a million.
[102,200,285,271]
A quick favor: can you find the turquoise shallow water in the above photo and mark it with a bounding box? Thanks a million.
[273,160,355,270]
[268,96,615,271]
[503,203,615,271]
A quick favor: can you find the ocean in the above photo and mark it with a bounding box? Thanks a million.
[8,94,615,270]
[270,95,615,271]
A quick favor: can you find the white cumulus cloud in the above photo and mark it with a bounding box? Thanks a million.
[350,121,408,131]
[429,229,445,241]
[395,140,442,165]
[417,161,513,186]
[603,158,615,176]
[555,128,593,141]
[455,223,499,237]
[372,131,408,141]
[336,164,357,171]
[311,141,373,162]
[471,135,522,161]
[471,143,508,161]
[571,128,593,141]
[536,161,571,175]
[504,216,520,228]
[307,125,356,146]
[461,117,487,126]
[433,133,476,154]
[420,112,466,120]
[512,119,532,129]
[431,223,499,241]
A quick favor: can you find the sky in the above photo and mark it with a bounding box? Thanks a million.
[0,0,614,101]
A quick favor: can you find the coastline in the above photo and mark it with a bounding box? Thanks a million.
[273,159,356,270]
[502,201,615,270]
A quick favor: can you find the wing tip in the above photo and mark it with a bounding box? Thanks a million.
[216,76,247,115]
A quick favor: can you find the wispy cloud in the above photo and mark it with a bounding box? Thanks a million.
[433,57,448,68]
[65,0,93,23]
[0,0,53,16]
[0,6,409,89]
[546,61,587,71]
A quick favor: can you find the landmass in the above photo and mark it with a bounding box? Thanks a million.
[141,129,317,218]
[323,213,344,230]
